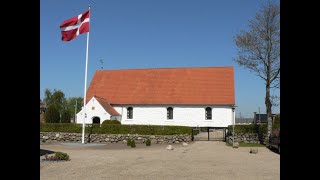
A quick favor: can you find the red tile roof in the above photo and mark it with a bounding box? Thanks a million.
[94,96,121,116]
[86,67,235,105]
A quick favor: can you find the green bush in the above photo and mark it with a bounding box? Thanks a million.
[127,138,132,146]
[273,114,280,124]
[54,152,70,161]
[44,105,71,123]
[130,139,136,148]
[258,124,267,134]
[44,154,59,161]
[40,123,83,133]
[146,139,151,146]
[193,130,200,135]
[102,120,121,125]
[273,114,280,130]
[272,123,280,130]
[40,123,192,135]
[227,124,268,134]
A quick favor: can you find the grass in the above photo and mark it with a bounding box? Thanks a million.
[225,141,265,147]
[239,142,265,147]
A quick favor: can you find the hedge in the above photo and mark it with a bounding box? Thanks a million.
[40,123,83,133]
[40,123,192,135]
[101,120,121,125]
[228,114,280,134]
[227,124,267,134]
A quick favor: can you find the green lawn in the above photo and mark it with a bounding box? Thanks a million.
[226,142,265,147]
[239,142,265,147]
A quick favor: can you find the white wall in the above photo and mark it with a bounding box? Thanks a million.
[76,97,111,124]
[76,99,234,127]
[114,105,233,127]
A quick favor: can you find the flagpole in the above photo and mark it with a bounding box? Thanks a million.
[82,5,91,144]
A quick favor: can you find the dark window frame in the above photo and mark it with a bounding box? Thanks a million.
[167,107,173,120]
[127,107,133,119]
[205,107,212,120]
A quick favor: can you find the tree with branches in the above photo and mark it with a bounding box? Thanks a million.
[43,88,70,123]
[234,1,280,142]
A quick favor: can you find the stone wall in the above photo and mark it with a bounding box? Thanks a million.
[40,132,192,144]
[226,132,268,144]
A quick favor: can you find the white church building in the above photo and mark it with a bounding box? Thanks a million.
[76,67,235,127]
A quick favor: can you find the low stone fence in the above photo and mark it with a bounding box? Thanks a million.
[226,132,268,144]
[40,132,192,144]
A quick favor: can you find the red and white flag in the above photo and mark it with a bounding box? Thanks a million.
[60,10,90,41]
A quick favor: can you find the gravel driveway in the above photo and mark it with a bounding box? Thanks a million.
[40,141,279,180]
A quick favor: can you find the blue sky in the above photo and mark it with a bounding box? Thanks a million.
[40,0,280,118]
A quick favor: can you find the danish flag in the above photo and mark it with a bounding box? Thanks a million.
[60,10,90,41]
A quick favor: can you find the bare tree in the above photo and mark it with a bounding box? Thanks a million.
[234,1,280,142]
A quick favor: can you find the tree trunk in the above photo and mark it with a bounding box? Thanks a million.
[266,31,273,145]
[265,83,273,145]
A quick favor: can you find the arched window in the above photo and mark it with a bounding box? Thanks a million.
[127,107,133,119]
[167,107,173,119]
[205,107,212,120]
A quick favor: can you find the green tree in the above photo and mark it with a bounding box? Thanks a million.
[233,1,280,142]
[44,104,60,123]
[43,88,52,106]
[61,110,71,123]
[43,89,71,123]
[44,89,66,108]
[65,97,83,122]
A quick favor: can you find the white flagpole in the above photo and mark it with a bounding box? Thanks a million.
[82,5,91,144]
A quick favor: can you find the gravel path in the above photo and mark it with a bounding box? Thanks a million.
[40,141,279,180]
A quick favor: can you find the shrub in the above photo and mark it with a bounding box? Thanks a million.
[146,139,151,146]
[130,140,136,148]
[193,130,200,135]
[40,123,192,135]
[102,120,121,125]
[273,114,280,130]
[55,152,70,161]
[44,155,58,161]
[273,114,280,124]
[40,123,82,133]
[43,152,70,161]
[127,138,132,146]
[272,123,280,130]
[227,124,268,134]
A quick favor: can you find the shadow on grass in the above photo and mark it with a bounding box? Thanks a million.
[40,149,55,156]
